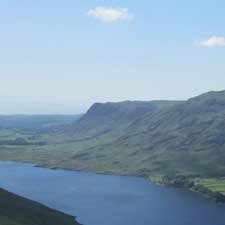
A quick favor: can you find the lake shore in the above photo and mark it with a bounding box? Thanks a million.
[1,160,225,225]
[34,161,225,204]
[1,159,225,204]
[148,175,225,204]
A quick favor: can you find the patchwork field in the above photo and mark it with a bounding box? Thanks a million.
[197,179,225,195]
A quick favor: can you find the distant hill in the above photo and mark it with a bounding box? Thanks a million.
[0,188,80,225]
[0,115,81,132]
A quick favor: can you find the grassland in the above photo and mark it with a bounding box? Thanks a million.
[196,179,225,195]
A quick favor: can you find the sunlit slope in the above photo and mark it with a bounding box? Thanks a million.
[61,100,179,139]
[67,91,225,177]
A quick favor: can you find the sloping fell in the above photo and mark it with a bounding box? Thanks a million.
[65,100,180,140]
[0,188,81,225]
[71,91,225,178]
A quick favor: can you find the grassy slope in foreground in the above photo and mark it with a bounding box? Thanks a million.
[0,188,81,225]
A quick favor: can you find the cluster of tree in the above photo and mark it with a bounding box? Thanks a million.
[161,175,194,188]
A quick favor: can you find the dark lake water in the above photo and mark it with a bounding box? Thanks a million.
[0,161,225,225]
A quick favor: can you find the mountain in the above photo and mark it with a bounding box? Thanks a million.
[63,100,180,140]
[0,91,225,180]
[0,188,80,225]
[65,90,225,178]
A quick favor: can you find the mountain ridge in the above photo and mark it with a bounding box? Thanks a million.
[63,90,225,177]
[0,90,225,179]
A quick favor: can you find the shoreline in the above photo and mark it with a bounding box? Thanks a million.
[148,175,225,204]
[1,160,225,204]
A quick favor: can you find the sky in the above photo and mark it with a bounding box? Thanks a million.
[0,0,225,114]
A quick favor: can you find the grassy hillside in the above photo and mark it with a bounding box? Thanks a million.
[56,90,225,178]
[0,100,180,170]
[0,91,225,184]
[0,188,80,225]
[60,100,180,139]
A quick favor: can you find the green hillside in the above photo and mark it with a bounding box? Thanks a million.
[0,188,80,225]
[82,90,225,177]
[61,100,180,139]
[56,90,225,178]
[0,100,180,169]
[0,91,225,198]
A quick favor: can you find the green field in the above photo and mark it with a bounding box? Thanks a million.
[196,179,225,195]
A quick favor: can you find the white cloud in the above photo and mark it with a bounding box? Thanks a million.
[194,36,225,47]
[87,7,130,22]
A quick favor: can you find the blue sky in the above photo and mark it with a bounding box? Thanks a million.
[0,0,225,114]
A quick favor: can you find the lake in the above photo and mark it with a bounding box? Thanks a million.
[0,161,225,225]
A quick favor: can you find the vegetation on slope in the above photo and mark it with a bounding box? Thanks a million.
[0,91,225,200]
[0,100,180,170]
[62,90,225,178]
[60,100,180,139]
[0,188,80,225]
